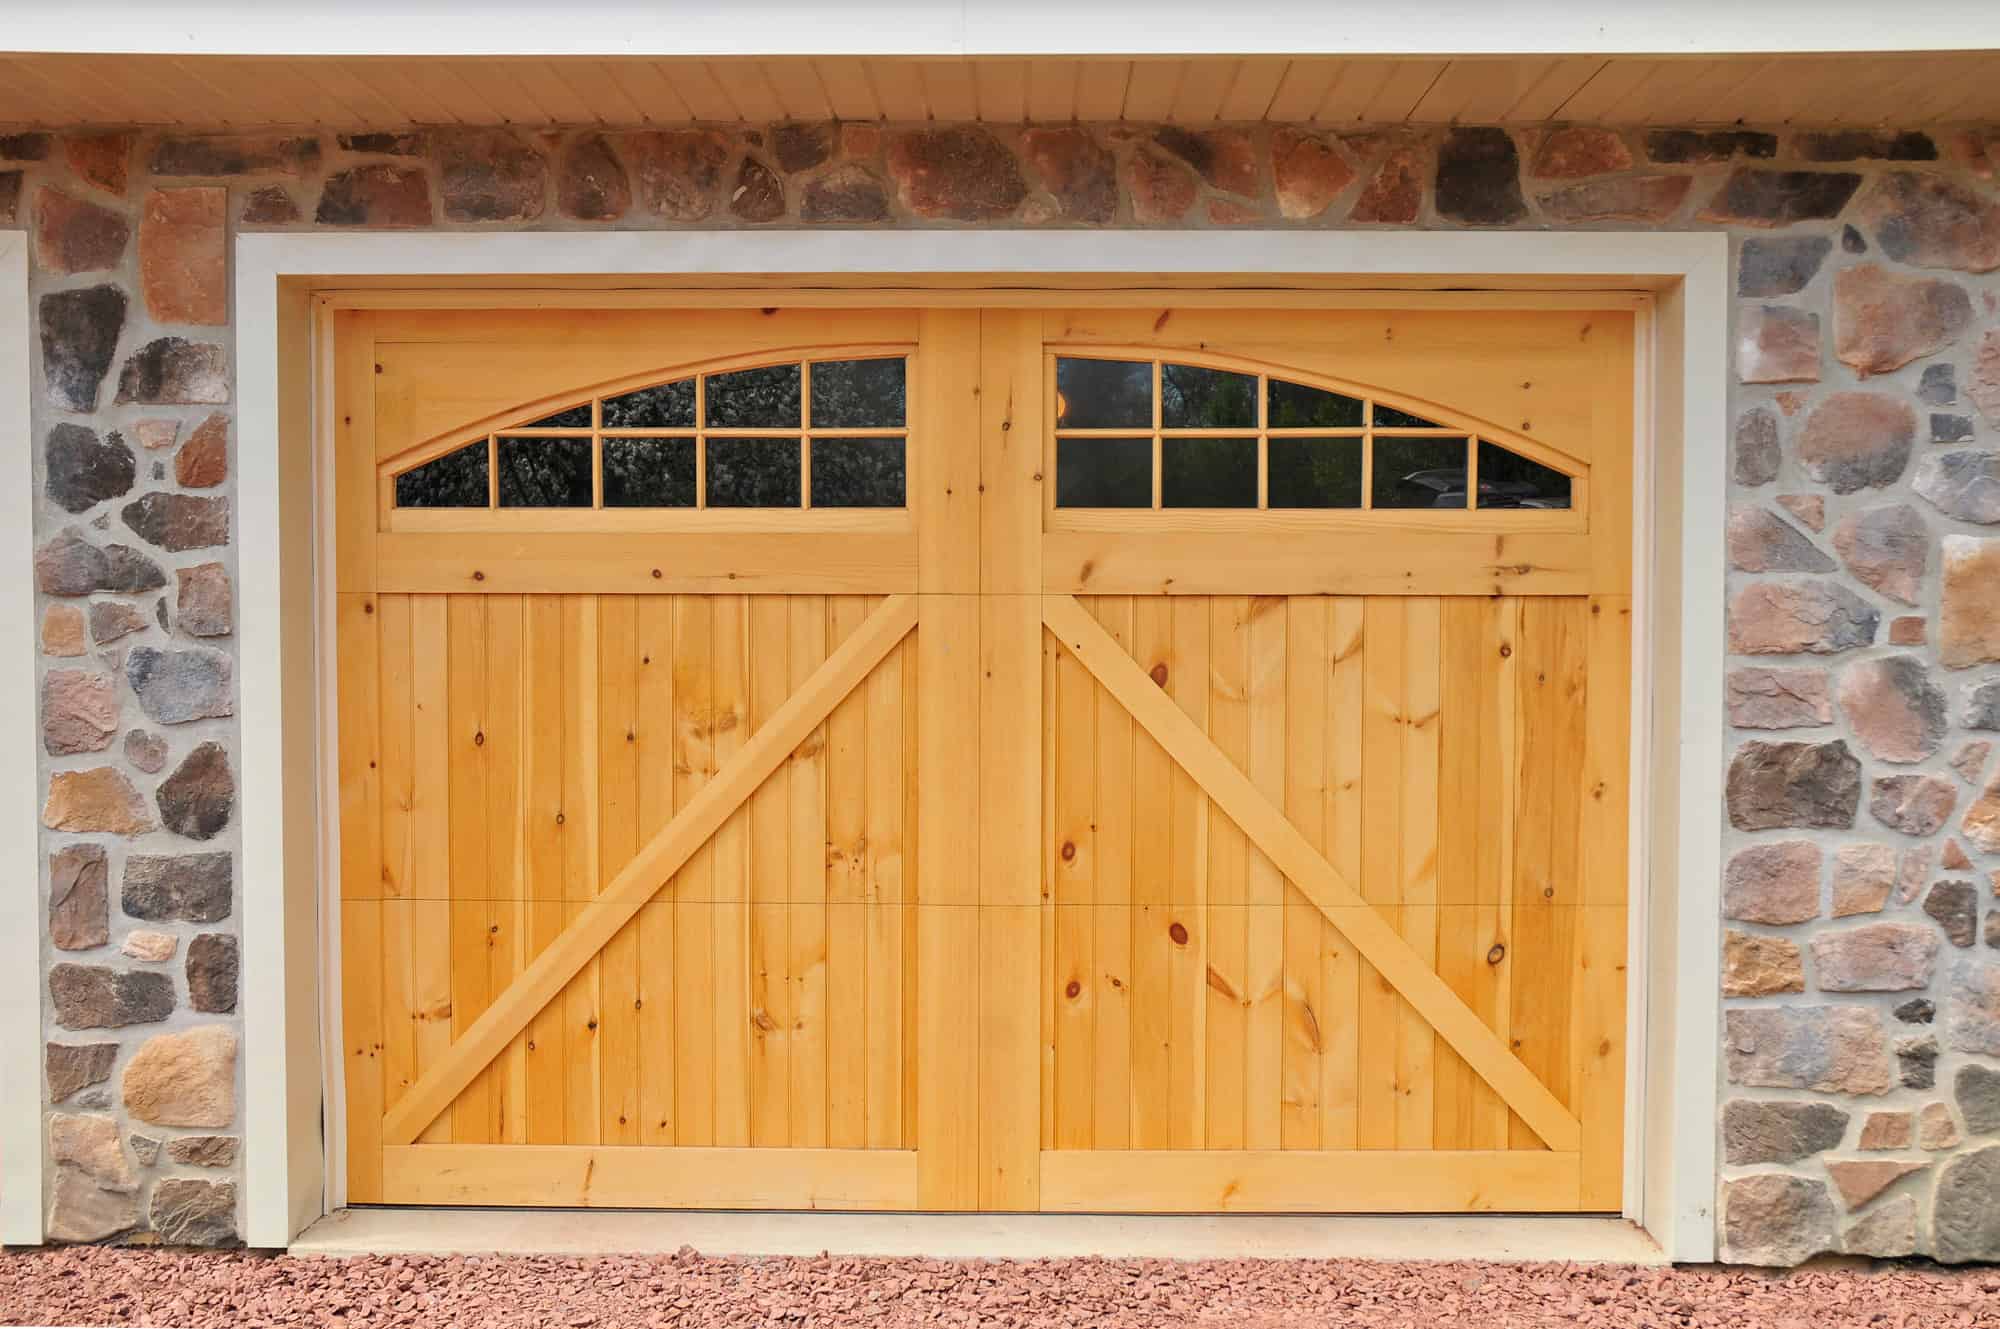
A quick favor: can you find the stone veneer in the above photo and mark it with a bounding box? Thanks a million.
[6,120,2000,1259]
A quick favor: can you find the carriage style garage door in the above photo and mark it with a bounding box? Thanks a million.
[332,299,1634,1214]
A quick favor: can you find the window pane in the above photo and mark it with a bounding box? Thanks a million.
[810,358,906,428]
[1373,402,1443,429]
[705,364,801,428]
[811,437,905,508]
[1161,364,1255,428]
[498,437,593,508]
[395,441,489,508]
[603,437,696,508]
[518,402,592,430]
[1056,437,1151,507]
[1478,440,1573,509]
[1162,436,1256,508]
[1055,357,1151,429]
[708,436,802,507]
[1269,379,1364,429]
[1372,437,1470,509]
[603,379,695,430]
[1268,437,1362,508]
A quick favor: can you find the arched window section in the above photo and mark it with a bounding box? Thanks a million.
[1049,352,1585,515]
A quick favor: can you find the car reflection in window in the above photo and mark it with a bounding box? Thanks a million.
[1384,466,1571,509]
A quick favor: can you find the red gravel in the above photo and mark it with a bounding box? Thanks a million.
[3,1246,1998,1328]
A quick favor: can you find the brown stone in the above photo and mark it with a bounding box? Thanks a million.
[1535,175,1691,223]
[139,188,226,325]
[175,413,228,489]
[838,123,880,160]
[799,164,890,224]
[157,741,234,840]
[1859,1110,1913,1149]
[1737,306,1821,384]
[1733,408,1781,486]
[1152,127,1258,196]
[1205,198,1263,225]
[1946,839,1974,871]
[186,933,238,1014]
[43,767,152,835]
[1727,667,1831,731]
[1528,126,1631,178]
[1724,930,1805,996]
[437,129,545,223]
[151,133,318,177]
[1726,1005,1891,1094]
[41,604,86,656]
[114,338,229,406]
[1972,329,2000,427]
[1826,1158,1926,1209]
[88,601,147,646]
[886,127,1025,221]
[1871,773,1958,836]
[728,156,785,223]
[1020,128,1117,225]
[239,185,299,225]
[1834,264,1973,376]
[1435,127,1525,225]
[1272,128,1354,221]
[49,843,109,951]
[1831,504,1928,606]
[65,132,133,196]
[1796,392,1916,493]
[46,1042,117,1104]
[1965,775,2000,854]
[556,134,630,221]
[1925,879,1980,947]
[1699,169,1862,227]
[1125,146,1198,223]
[1723,840,1822,924]
[1920,1101,1962,1150]
[1728,508,1833,573]
[41,669,118,756]
[35,187,130,274]
[176,562,233,638]
[1858,171,2000,272]
[1349,145,1424,224]
[1721,1174,1837,1266]
[1942,536,2000,668]
[0,170,17,226]
[1812,922,1939,992]
[1728,739,1862,830]
[1890,616,1927,646]
[122,1024,237,1128]
[1837,655,1946,763]
[1832,844,1897,918]
[167,1136,239,1168]
[121,930,176,962]
[1647,129,1778,164]
[624,130,728,221]
[49,964,174,1029]
[314,165,432,227]
[770,123,833,174]
[1727,582,1878,655]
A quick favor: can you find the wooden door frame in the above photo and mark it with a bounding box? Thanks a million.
[229,228,1726,1259]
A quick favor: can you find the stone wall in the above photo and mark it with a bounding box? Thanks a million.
[4,119,1999,1260]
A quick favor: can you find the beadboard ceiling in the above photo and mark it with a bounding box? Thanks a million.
[1,53,1996,128]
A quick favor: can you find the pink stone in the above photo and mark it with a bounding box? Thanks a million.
[35,187,130,274]
[41,669,118,756]
[1271,128,1353,220]
[1831,843,1896,918]
[1952,740,1992,785]
[1729,508,1835,573]
[1836,655,1946,764]
[121,931,177,962]
[1972,328,2000,427]
[1810,922,1939,992]
[1797,392,1916,493]
[1919,1101,1962,1150]
[1826,1158,1926,1209]
[1830,503,1927,606]
[1834,264,1973,377]
[1777,494,1825,531]
[1859,1110,1913,1149]
[1723,840,1821,924]
[133,419,179,451]
[1728,582,1878,655]
[1727,667,1831,730]
[1738,306,1821,384]
[139,188,227,326]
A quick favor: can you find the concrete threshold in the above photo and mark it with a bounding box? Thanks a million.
[293,1208,1666,1265]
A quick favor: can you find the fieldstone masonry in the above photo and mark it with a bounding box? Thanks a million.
[7,118,2000,1259]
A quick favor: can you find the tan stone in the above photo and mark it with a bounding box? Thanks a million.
[139,187,227,325]
[41,603,86,656]
[1832,843,1897,917]
[1889,616,1926,645]
[1859,1110,1914,1149]
[1964,776,2000,855]
[1826,1158,1926,1209]
[47,1165,139,1242]
[133,418,180,451]
[120,930,177,962]
[1724,930,1805,996]
[1952,740,1993,785]
[1945,839,1973,871]
[42,766,153,835]
[1834,263,1973,376]
[1843,1192,1919,1257]
[1942,536,2000,668]
[1920,1101,1962,1149]
[48,1113,136,1192]
[121,1024,236,1128]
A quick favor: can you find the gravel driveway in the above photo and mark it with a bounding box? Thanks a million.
[4,1246,1998,1327]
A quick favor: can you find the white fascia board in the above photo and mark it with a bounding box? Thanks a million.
[8,0,1999,58]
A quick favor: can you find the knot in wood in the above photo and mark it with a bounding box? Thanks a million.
[1486,943,1506,965]
[1169,922,1190,946]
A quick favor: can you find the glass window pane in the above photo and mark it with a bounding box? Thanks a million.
[1268,438,1363,508]
[810,358,907,428]
[705,364,802,428]
[1268,379,1364,429]
[603,379,695,430]
[1160,364,1255,429]
[395,441,489,508]
[1372,437,1470,509]
[1161,436,1256,508]
[1056,437,1151,508]
[707,436,802,507]
[1478,440,1573,509]
[1373,402,1443,429]
[1055,357,1151,429]
[498,437,593,508]
[518,402,592,430]
[603,437,696,508]
[811,437,905,508]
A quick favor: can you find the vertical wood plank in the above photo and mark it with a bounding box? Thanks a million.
[1578,594,1633,1207]
[1052,609,1097,1149]
[340,898,384,1201]
[788,596,830,1149]
[1358,596,1404,1150]
[1166,596,1210,1151]
[824,597,868,1148]
[635,595,677,1146]
[863,625,905,1148]
[596,595,640,1145]
[711,594,752,1147]
[1089,597,1134,1150]
[1244,595,1286,1151]
[1205,596,1250,1151]
[522,594,567,1144]
[376,595,414,902]
[672,594,715,1146]
[482,596,527,1145]
[1128,596,1175,1150]
[560,597,601,1146]
[1281,596,1327,1151]
[1396,597,1442,1151]
[336,595,383,904]
[748,596,793,1147]
[1321,597,1364,1150]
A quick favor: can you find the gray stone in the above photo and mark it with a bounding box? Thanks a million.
[1843,1193,1919,1258]
[157,741,234,840]
[1738,235,1832,297]
[1435,127,1526,225]
[40,285,127,412]
[49,843,109,951]
[1922,363,1958,406]
[1934,1146,2000,1262]
[45,423,134,514]
[1723,840,1822,924]
[1956,1064,2000,1135]
[1935,414,1977,444]
[1700,170,1861,227]
[1797,392,1916,494]
[1726,740,1861,830]
[1898,1035,1940,1088]
[1945,957,2000,1056]
[1645,129,1777,164]
[1869,774,1957,836]
[186,933,238,1014]
[1860,171,2000,273]
[121,851,231,923]
[1812,922,1939,992]
[45,1042,117,1103]
[149,133,319,177]
[120,492,229,551]
[1725,1005,1891,1094]
[1837,655,1946,762]
[1925,880,1980,948]
[1831,504,1928,607]
[1727,582,1878,655]
[47,1165,139,1243]
[1733,407,1782,486]
[48,963,175,1029]
[1721,1099,1848,1165]
[126,646,233,724]
[149,1178,238,1247]
[88,600,148,645]
[1728,508,1834,573]
[1720,1174,1837,1266]
[314,164,432,227]
[128,1135,160,1166]
[1914,450,2000,524]
[34,528,166,597]
[113,337,229,405]
[1896,997,1937,1024]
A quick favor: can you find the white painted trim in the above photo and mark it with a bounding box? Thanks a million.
[0,234,42,1248]
[13,1,1999,57]
[235,228,1727,1261]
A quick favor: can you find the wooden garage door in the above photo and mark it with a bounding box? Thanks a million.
[333,300,1633,1213]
